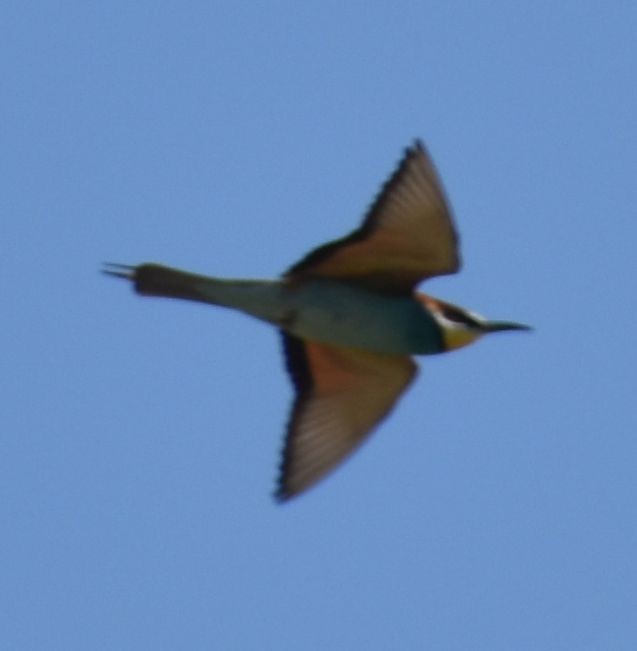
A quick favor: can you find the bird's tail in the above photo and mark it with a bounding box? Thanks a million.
[103,263,288,326]
[102,263,214,302]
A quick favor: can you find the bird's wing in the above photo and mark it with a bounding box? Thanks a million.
[284,141,460,294]
[276,333,417,500]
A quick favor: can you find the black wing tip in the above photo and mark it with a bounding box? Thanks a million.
[274,435,301,503]
[401,138,430,161]
[273,485,293,503]
[410,138,426,152]
[273,407,304,505]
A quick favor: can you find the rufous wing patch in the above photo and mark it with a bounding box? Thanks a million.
[284,141,460,293]
[277,333,418,500]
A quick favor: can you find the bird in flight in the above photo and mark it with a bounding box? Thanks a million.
[104,140,530,501]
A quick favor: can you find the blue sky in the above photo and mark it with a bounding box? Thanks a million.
[3,2,636,649]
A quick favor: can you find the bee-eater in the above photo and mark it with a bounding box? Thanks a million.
[104,140,530,501]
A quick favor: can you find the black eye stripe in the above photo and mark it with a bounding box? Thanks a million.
[441,306,478,327]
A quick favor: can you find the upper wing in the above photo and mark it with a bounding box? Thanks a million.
[276,333,418,501]
[284,141,460,294]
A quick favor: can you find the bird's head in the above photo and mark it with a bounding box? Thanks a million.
[419,295,531,352]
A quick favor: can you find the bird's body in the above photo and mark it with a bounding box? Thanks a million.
[127,265,444,355]
[105,141,530,500]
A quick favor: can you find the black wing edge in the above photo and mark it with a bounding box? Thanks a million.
[274,331,313,502]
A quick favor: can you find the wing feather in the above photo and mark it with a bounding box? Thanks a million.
[276,333,417,500]
[285,141,460,293]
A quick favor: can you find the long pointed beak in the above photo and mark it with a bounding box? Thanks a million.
[482,321,532,333]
